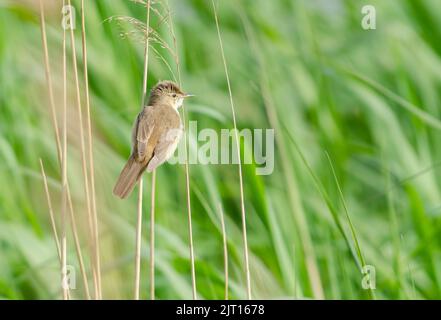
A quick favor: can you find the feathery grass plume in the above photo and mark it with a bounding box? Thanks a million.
[211,0,251,299]
[38,0,90,299]
[66,0,101,299]
[165,0,197,299]
[80,0,101,300]
[134,0,151,300]
[105,15,177,82]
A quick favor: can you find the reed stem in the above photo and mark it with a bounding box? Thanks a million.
[165,0,197,299]
[61,1,68,299]
[134,0,151,300]
[80,0,101,299]
[212,0,251,299]
[150,170,156,300]
[134,179,143,300]
[67,0,99,299]
[39,0,90,299]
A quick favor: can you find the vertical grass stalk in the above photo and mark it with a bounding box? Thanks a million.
[212,0,251,299]
[39,159,61,259]
[40,159,70,299]
[39,0,90,299]
[134,179,143,300]
[80,0,101,299]
[240,11,324,299]
[149,170,156,300]
[166,0,197,299]
[219,204,229,300]
[67,190,91,299]
[66,0,99,299]
[61,2,68,299]
[134,0,151,300]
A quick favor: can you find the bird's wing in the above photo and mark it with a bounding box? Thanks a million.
[146,126,183,172]
[134,106,155,161]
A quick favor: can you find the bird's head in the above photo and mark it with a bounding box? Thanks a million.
[148,80,193,109]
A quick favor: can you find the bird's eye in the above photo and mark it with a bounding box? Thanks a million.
[172,93,177,98]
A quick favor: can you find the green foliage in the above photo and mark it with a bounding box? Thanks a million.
[0,0,441,299]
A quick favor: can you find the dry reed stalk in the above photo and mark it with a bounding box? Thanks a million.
[165,0,197,300]
[39,159,61,259]
[40,159,71,299]
[66,0,100,299]
[134,179,143,300]
[134,0,151,300]
[39,0,61,157]
[66,190,91,299]
[219,204,229,300]
[149,170,156,300]
[61,1,68,299]
[211,0,251,299]
[39,0,91,299]
[80,0,101,299]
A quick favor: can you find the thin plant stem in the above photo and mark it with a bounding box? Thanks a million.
[39,159,70,300]
[165,0,197,300]
[326,152,376,299]
[39,0,90,299]
[67,190,91,299]
[66,0,99,299]
[134,179,143,300]
[186,171,197,300]
[39,159,61,259]
[219,203,229,300]
[61,1,68,299]
[80,0,101,299]
[150,170,156,300]
[134,0,151,300]
[39,0,61,157]
[212,0,251,299]
[239,10,324,299]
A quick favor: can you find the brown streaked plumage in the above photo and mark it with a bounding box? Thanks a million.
[113,81,192,199]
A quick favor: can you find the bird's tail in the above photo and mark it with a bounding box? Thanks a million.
[113,155,146,199]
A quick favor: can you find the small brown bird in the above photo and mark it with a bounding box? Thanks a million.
[113,81,192,199]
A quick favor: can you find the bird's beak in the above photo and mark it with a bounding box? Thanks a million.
[183,93,195,98]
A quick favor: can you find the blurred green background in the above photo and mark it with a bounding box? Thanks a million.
[1,0,441,299]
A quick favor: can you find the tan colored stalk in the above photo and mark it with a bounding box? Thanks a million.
[39,0,90,299]
[40,159,70,299]
[149,170,156,300]
[165,0,197,299]
[40,159,61,259]
[39,0,61,157]
[67,190,91,299]
[66,0,99,299]
[80,0,101,299]
[211,0,251,299]
[134,179,143,300]
[134,0,151,300]
[61,2,68,299]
